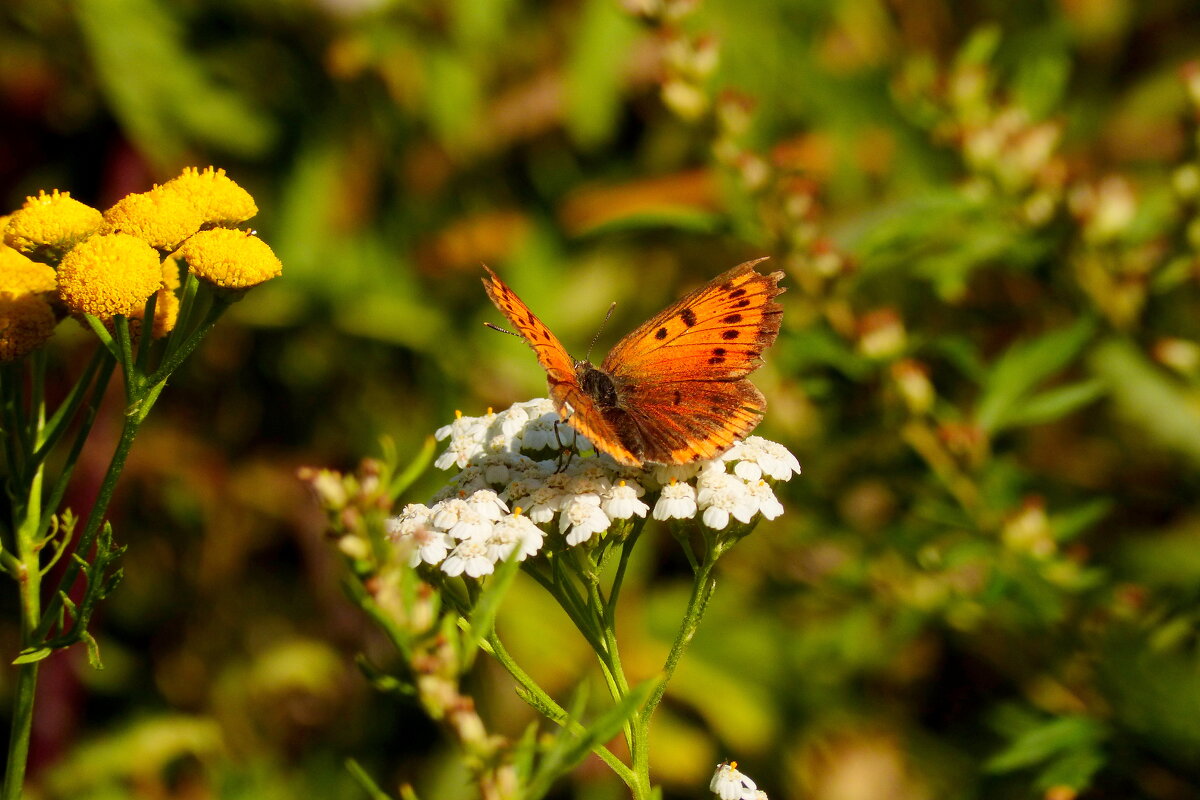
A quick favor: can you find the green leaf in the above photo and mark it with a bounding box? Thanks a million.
[388,436,437,500]
[526,676,660,800]
[957,25,1002,68]
[74,0,275,167]
[13,647,53,665]
[81,630,104,670]
[1050,498,1113,543]
[1013,49,1071,120]
[976,316,1096,433]
[1089,337,1200,466]
[345,757,395,800]
[998,379,1106,430]
[986,715,1106,773]
[566,0,639,148]
[1036,747,1106,792]
[425,49,481,151]
[461,552,523,667]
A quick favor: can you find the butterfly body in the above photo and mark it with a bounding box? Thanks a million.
[484,259,784,467]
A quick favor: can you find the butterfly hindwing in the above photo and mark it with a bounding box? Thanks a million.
[616,378,767,464]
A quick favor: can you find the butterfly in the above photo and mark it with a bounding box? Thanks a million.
[482,258,785,467]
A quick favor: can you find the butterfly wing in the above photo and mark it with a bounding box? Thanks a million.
[600,257,785,464]
[482,266,641,465]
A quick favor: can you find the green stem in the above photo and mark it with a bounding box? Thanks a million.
[605,522,644,628]
[33,347,110,465]
[36,357,118,543]
[482,632,634,788]
[3,403,46,800]
[32,409,143,642]
[2,661,39,800]
[134,293,158,375]
[629,532,720,797]
[146,298,228,387]
[2,365,29,490]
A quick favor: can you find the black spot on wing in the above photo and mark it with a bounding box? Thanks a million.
[722,313,743,324]
[680,308,698,327]
[722,329,740,340]
[655,327,668,340]
[729,288,747,298]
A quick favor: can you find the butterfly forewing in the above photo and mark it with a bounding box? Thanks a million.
[481,266,642,465]
[601,258,785,383]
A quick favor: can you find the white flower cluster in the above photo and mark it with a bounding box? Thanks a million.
[387,398,801,579]
[711,762,768,800]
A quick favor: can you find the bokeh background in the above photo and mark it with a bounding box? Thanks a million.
[4,0,1200,797]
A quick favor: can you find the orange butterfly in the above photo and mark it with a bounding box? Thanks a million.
[482,258,785,467]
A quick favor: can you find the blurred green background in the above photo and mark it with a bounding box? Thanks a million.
[5,0,1200,797]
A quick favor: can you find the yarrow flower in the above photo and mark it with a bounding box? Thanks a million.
[710,762,767,800]
[4,190,103,259]
[387,399,801,578]
[179,228,282,290]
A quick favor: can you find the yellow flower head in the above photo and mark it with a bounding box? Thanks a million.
[0,247,57,295]
[57,233,163,318]
[162,166,258,227]
[102,187,203,250]
[5,190,103,260]
[139,259,182,339]
[179,228,282,290]
[0,292,56,362]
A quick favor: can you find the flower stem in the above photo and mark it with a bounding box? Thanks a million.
[33,410,142,642]
[147,298,228,387]
[3,382,46,800]
[482,632,635,789]
[628,532,720,796]
[2,660,39,800]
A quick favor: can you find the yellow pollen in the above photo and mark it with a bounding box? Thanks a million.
[669,478,677,486]
[487,407,494,414]
[455,409,462,418]
[514,507,523,516]
[730,761,738,770]
[618,480,627,487]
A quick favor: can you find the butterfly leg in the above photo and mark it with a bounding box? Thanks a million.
[552,419,575,473]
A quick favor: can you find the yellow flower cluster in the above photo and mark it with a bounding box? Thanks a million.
[0,166,279,361]
[179,229,282,290]
[4,190,103,260]
[0,222,59,362]
[57,233,163,318]
[102,188,203,251]
[165,166,258,227]
[0,292,56,362]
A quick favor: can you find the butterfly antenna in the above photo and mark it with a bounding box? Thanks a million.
[484,322,521,337]
[584,302,618,363]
